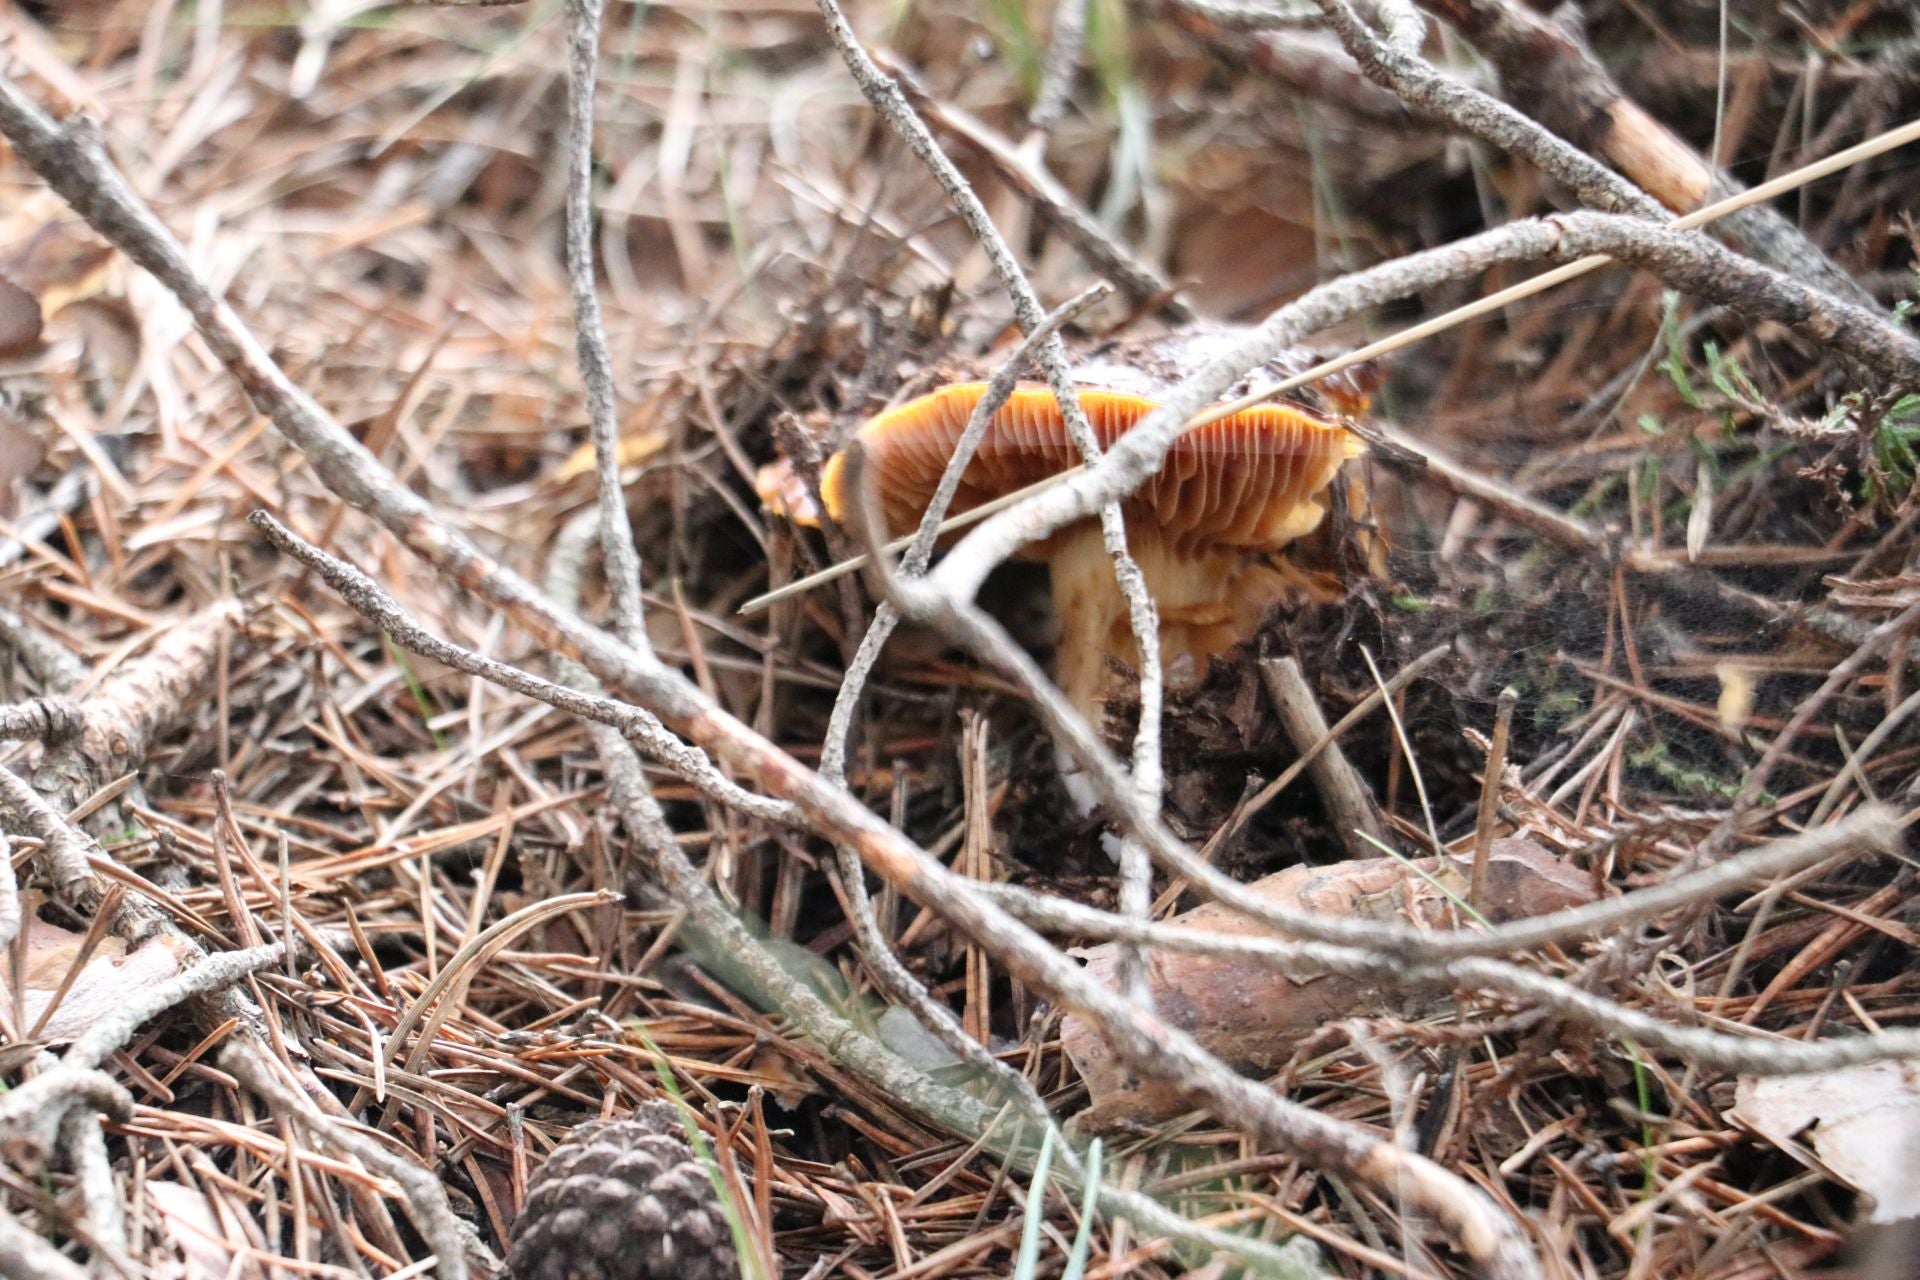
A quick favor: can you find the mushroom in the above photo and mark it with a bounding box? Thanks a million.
[810,381,1366,724]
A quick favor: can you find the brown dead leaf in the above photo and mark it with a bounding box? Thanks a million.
[1061,839,1597,1126]
[0,918,195,1043]
[0,270,42,355]
[0,409,47,515]
[61,296,142,394]
[4,222,114,316]
[1730,1063,1920,1224]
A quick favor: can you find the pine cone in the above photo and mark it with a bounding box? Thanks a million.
[507,1103,739,1280]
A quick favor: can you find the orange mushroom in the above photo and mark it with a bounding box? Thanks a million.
[807,381,1366,723]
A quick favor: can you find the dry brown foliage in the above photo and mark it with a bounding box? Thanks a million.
[2,2,1920,1278]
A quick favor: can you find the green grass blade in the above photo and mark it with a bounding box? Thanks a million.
[1012,1125,1059,1280]
[1061,1137,1103,1280]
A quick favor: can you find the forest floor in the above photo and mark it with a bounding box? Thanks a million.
[2,1,1920,1278]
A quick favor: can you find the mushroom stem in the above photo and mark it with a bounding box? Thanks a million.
[1049,522,1135,729]
[1048,521,1315,730]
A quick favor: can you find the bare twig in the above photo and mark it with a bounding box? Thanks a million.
[223,1042,485,1280]
[545,524,1323,1280]
[1221,645,1450,856]
[882,61,1189,320]
[1259,656,1384,861]
[0,601,86,693]
[57,1111,130,1275]
[809,0,1166,875]
[275,468,1537,1276]
[1461,808,1902,957]
[1415,0,1879,306]
[1029,0,1089,131]
[251,515,795,824]
[0,1205,89,1280]
[1314,0,1665,218]
[0,1069,131,1155]
[1167,0,1420,123]
[564,0,648,651]
[1176,0,1327,32]
[64,941,284,1069]
[1470,687,1519,913]
[991,860,1920,1075]
[30,601,237,813]
[0,763,94,898]
[0,697,81,742]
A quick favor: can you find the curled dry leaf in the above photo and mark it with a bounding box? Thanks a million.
[1729,1063,1920,1224]
[0,918,195,1043]
[1062,839,1597,1126]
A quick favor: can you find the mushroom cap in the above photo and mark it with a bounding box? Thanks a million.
[818,382,1364,556]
